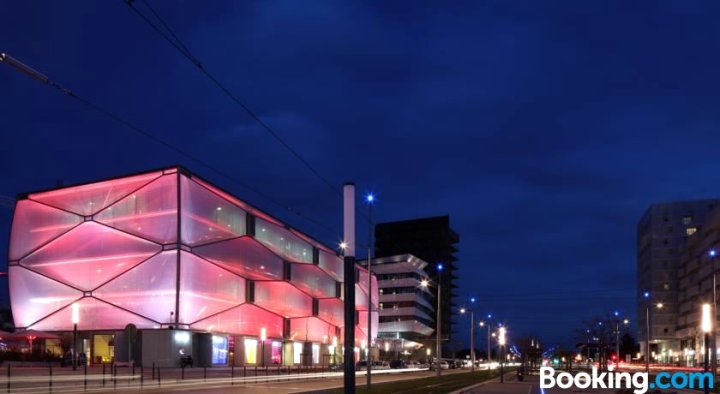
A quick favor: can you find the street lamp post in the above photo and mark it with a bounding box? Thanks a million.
[365,193,375,388]
[615,317,629,369]
[643,291,663,373]
[709,249,717,376]
[72,303,79,371]
[260,327,267,367]
[460,299,476,372]
[498,326,506,383]
[436,264,443,377]
[702,303,713,394]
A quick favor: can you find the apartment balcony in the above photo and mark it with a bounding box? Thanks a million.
[378,320,434,336]
[379,293,433,310]
[378,278,419,288]
[379,307,432,321]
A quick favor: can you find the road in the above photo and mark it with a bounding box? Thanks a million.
[3,367,475,394]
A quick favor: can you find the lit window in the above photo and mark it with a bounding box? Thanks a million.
[312,344,320,364]
[686,227,697,236]
[663,283,670,291]
[682,216,693,225]
[244,338,257,364]
[293,342,303,364]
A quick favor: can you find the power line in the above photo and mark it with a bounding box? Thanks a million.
[0,52,338,238]
[124,0,341,196]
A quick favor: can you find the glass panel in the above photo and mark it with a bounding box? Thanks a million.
[290,264,336,298]
[371,275,378,307]
[193,237,283,280]
[312,344,320,364]
[254,218,313,263]
[9,200,82,261]
[190,304,284,337]
[29,171,162,216]
[212,335,229,365]
[318,298,344,327]
[179,252,245,324]
[30,297,158,331]
[318,251,343,282]
[9,266,82,328]
[357,311,379,342]
[355,326,367,347]
[271,341,282,364]
[293,342,303,364]
[95,175,178,244]
[355,284,369,311]
[180,176,246,246]
[244,338,257,364]
[289,317,334,343]
[21,222,161,291]
[93,334,115,364]
[191,176,283,226]
[254,281,312,318]
[94,251,177,323]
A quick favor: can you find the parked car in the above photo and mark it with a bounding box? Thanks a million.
[373,361,391,370]
[389,359,407,369]
[429,360,450,370]
[405,360,421,369]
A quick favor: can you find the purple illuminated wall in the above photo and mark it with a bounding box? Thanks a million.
[9,167,378,346]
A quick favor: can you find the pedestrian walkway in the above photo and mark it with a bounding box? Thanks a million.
[455,372,536,394]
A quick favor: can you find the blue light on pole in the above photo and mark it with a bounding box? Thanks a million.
[365,193,375,204]
[614,311,619,317]
[488,314,492,319]
[470,297,476,303]
[643,291,650,299]
[711,249,717,257]
[437,263,443,271]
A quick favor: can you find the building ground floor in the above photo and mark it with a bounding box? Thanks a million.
[41,329,363,368]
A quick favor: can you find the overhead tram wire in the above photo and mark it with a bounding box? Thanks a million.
[0,52,337,239]
[124,0,410,257]
[124,0,340,196]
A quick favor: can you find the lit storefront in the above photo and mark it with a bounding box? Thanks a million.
[8,167,377,367]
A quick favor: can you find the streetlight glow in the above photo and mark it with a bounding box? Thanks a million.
[460,308,466,314]
[437,263,443,271]
[702,304,713,333]
[339,241,347,250]
[365,193,375,203]
[711,249,717,257]
[498,327,506,346]
[71,303,79,325]
[643,291,650,299]
[260,327,267,342]
[420,279,429,288]
[657,303,664,309]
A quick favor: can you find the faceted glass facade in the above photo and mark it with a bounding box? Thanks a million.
[9,167,377,346]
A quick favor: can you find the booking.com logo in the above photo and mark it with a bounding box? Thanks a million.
[540,366,714,394]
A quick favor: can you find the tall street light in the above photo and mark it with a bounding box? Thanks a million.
[709,249,717,376]
[365,192,375,388]
[703,303,713,394]
[72,303,79,371]
[435,264,443,377]
[260,327,267,367]
[498,326,506,383]
[613,311,629,369]
[459,297,477,372]
[643,291,663,373]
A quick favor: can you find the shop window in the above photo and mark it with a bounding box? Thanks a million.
[212,336,229,365]
[271,341,282,365]
[244,338,257,364]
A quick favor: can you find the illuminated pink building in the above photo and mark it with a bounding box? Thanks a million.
[8,167,377,366]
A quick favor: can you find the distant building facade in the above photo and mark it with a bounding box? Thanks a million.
[637,199,720,364]
[374,216,459,350]
[359,254,434,358]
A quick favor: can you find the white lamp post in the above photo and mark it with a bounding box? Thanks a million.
[702,303,712,394]
[498,326,506,383]
[72,303,79,370]
[260,327,267,366]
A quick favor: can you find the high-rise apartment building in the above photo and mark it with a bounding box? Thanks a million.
[375,216,459,348]
[637,199,720,362]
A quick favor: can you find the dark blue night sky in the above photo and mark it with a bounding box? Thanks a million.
[3,1,720,349]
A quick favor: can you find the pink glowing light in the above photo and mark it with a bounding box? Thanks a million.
[94,174,178,243]
[179,252,245,323]
[21,222,160,290]
[254,281,313,318]
[30,171,162,216]
[191,304,284,337]
[193,237,283,280]
[9,200,82,261]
